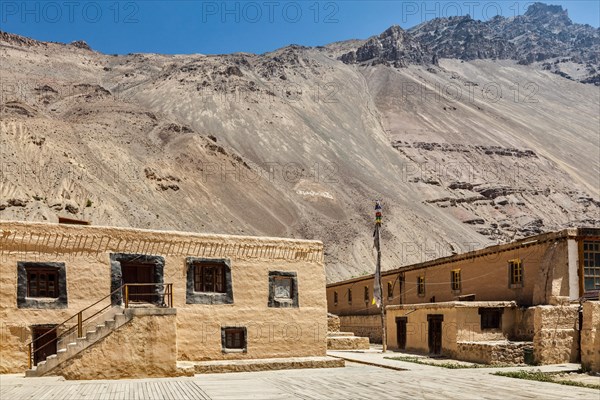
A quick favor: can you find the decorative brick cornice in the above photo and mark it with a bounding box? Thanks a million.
[0,221,324,263]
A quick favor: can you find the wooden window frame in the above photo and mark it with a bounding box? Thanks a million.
[348,288,352,305]
[221,327,247,353]
[194,262,227,293]
[479,308,503,330]
[364,286,369,303]
[17,262,68,309]
[417,276,425,297]
[451,269,461,293]
[387,281,394,301]
[185,258,233,305]
[333,291,338,306]
[582,241,600,293]
[27,268,59,298]
[508,259,523,288]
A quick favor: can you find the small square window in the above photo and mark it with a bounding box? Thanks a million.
[186,258,233,305]
[17,262,67,309]
[222,327,247,352]
[194,262,226,293]
[479,308,503,330]
[268,271,298,308]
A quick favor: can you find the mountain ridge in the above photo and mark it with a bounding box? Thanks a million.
[1,3,598,283]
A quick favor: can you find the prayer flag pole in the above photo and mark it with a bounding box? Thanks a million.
[373,200,387,352]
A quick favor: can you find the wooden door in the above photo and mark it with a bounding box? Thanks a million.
[396,317,407,350]
[121,263,156,303]
[428,315,443,355]
[32,326,57,366]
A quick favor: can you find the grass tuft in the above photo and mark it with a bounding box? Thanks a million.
[494,370,600,390]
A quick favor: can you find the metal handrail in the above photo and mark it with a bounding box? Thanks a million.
[26,282,174,369]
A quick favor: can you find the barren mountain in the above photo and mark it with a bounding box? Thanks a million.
[1,3,599,282]
[343,3,600,84]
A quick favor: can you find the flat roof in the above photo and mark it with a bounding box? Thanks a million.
[0,220,323,246]
[328,227,600,288]
[386,301,518,311]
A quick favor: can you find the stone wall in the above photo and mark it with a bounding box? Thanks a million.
[339,315,381,343]
[452,341,531,365]
[532,304,579,364]
[51,309,178,380]
[327,313,340,333]
[581,301,600,372]
[0,221,327,373]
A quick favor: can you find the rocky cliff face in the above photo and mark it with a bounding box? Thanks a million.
[1,3,598,282]
[340,25,434,67]
[342,3,600,85]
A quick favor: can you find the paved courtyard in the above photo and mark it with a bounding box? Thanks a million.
[1,352,599,400]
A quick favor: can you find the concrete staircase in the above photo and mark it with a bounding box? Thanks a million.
[26,307,132,377]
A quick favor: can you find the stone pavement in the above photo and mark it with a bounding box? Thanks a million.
[1,351,599,400]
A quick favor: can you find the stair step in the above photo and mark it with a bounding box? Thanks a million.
[26,307,128,378]
[114,314,127,325]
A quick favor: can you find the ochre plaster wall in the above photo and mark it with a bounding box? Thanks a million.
[385,302,521,357]
[0,221,326,373]
[327,235,578,316]
[52,310,178,380]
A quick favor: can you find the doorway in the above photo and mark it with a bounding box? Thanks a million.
[32,325,57,366]
[121,261,157,303]
[110,254,165,306]
[396,317,407,350]
[427,314,443,355]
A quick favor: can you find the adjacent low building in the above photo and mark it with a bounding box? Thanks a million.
[326,228,600,366]
[0,221,334,378]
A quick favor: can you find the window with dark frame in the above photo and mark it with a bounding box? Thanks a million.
[186,258,233,305]
[451,269,461,292]
[479,308,503,330]
[348,288,352,304]
[267,271,298,308]
[364,286,369,303]
[27,268,59,298]
[417,276,425,296]
[194,262,226,293]
[509,259,523,286]
[583,241,600,292]
[387,281,393,300]
[17,262,68,309]
[334,291,338,306]
[222,327,246,351]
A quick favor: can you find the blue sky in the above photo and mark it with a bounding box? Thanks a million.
[0,1,598,55]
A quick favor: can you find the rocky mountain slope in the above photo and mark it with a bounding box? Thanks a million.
[342,3,600,84]
[1,3,598,282]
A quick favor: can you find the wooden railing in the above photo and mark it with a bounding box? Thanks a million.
[26,283,173,369]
